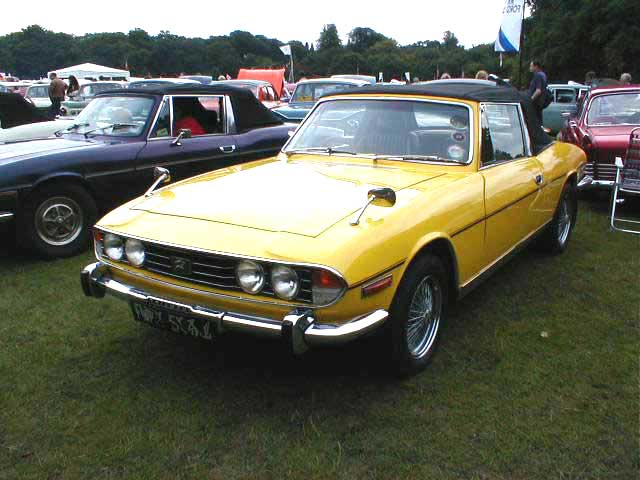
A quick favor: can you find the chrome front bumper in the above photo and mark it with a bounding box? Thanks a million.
[81,262,388,355]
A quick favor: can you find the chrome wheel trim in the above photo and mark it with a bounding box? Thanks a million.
[557,194,572,246]
[35,196,83,246]
[405,275,442,359]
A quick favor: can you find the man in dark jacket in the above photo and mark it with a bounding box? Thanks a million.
[527,60,547,125]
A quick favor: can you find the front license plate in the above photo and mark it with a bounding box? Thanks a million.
[130,301,216,341]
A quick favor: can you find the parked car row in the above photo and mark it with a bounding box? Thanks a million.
[0,84,294,257]
[560,84,640,189]
[7,76,640,374]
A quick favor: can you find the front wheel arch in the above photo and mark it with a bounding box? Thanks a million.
[404,235,460,304]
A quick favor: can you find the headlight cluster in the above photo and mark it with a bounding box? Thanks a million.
[99,232,146,267]
[236,260,300,300]
[235,260,344,305]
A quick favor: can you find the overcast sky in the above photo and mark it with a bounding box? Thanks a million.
[0,0,524,48]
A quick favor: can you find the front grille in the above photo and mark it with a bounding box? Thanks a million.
[141,241,314,303]
[585,161,617,182]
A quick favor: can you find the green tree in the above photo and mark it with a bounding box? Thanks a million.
[347,27,387,51]
[317,24,341,50]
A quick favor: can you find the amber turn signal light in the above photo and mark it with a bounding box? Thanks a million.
[362,275,393,297]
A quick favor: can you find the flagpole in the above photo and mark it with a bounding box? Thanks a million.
[517,4,525,89]
[290,54,294,83]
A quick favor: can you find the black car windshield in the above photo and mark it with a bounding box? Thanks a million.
[285,99,472,163]
[587,93,640,126]
[291,82,358,103]
[66,96,154,136]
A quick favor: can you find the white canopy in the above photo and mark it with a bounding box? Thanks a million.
[47,63,130,80]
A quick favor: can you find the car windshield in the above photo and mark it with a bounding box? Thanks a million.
[291,82,358,103]
[66,96,154,136]
[80,83,122,97]
[285,99,472,163]
[587,93,640,126]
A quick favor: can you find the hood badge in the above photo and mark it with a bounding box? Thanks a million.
[170,256,192,276]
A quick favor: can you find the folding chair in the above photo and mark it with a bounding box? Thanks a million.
[610,127,640,234]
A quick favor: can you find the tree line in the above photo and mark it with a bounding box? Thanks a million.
[0,0,636,86]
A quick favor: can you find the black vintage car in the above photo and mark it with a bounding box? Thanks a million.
[0,85,293,258]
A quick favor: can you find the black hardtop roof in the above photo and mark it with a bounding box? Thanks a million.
[328,79,525,103]
[95,84,283,131]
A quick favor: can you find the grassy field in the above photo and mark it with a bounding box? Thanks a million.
[0,197,638,480]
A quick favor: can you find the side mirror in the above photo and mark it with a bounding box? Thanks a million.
[154,166,171,184]
[280,97,290,104]
[171,128,192,146]
[145,167,171,197]
[350,187,396,226]
[178,128,192,138]
[368,187,396,207]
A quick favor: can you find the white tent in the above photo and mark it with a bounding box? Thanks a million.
[47,63,130,80]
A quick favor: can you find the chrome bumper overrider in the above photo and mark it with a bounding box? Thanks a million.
[577,175,613,189]
[0,212,14,223]
[81,262,388,355]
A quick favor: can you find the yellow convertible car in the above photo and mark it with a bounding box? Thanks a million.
[82,80,586,375]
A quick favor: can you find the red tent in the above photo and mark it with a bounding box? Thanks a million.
[237,68,286,97]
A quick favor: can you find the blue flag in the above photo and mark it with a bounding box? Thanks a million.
[495,0,525,53]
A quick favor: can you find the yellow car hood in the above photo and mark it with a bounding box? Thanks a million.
[131,158,444,238]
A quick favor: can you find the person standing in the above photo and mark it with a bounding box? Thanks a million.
[66,75,80,98]
[620,73,632,85]
[527,60,548,125]
[48,72,66,118]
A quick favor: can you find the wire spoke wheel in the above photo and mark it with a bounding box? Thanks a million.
[405,274,442,359]
[557,193,572,246]
[35,196,83,246]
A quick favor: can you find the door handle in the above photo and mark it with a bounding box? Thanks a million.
[535,174,544,185]
[219,145,236,153]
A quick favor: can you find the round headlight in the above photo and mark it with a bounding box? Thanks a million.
[271,265,299,300]
[125,238,145,267]
[103,233,124,261]
[236,260,265,294]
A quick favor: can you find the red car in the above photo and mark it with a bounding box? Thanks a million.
[561,85,640,189]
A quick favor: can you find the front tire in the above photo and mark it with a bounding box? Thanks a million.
[536,182,577,254]
[388,254,449,376]
[21,184,97,258]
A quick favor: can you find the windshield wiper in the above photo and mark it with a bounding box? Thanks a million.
[285,146,357,156]
[55,122,89,137]
[372,154,464,164]
[84,123,137,138]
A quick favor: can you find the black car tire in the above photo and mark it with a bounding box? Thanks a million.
[535,181,577,255]
[388,253,449,376]
[20,183,97,259]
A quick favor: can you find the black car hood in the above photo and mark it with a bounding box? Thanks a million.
[0,137,102,166]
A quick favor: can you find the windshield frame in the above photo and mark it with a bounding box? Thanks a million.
[63,93,158,138]
[585,91,640,127]
[282,95,475,165]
